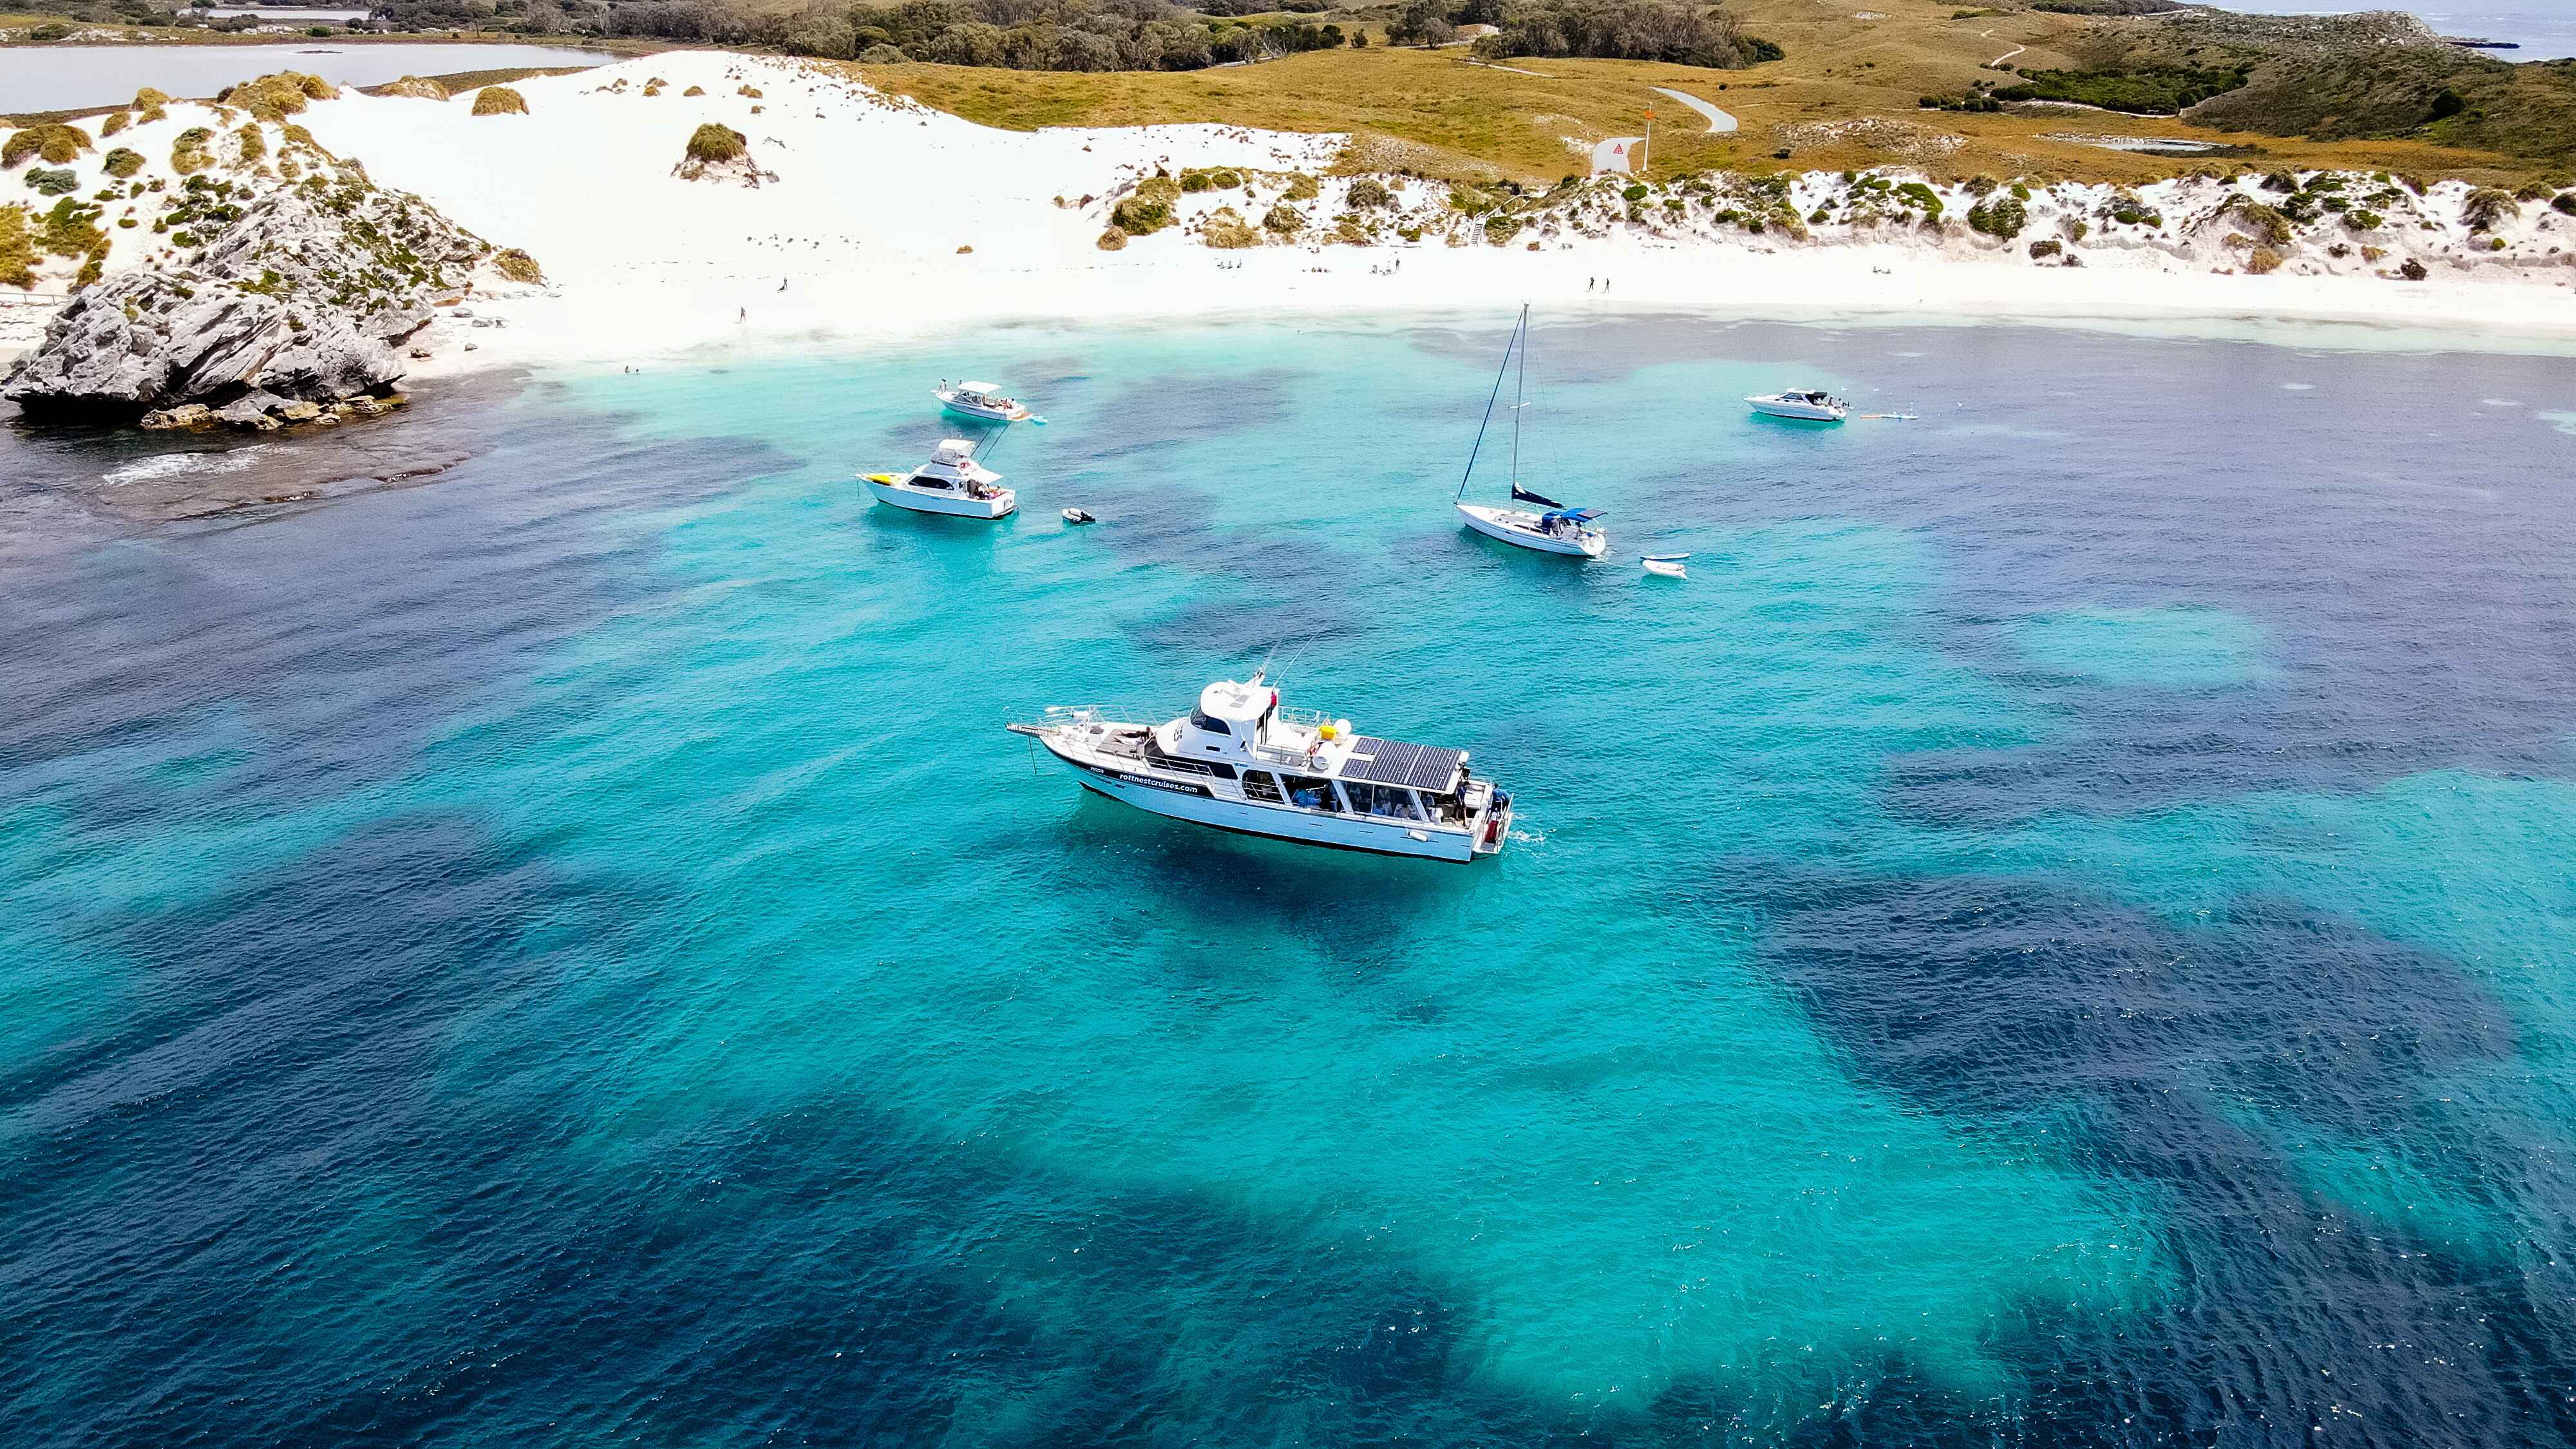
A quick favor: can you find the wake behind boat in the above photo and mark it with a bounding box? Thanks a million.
[1007,674,1513,862]
[1452,305,1606,560]
[1747,389,1848,422]
[862,438,1016,518]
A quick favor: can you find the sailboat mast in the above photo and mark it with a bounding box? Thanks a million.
[1510,304,1526,486]
[1457,308,1521,501]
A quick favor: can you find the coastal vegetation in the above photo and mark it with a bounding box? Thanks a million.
[381,75,454,101]
[471,86,530,115]
[5,124,89,168]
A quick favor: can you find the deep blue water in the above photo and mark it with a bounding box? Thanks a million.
[5,315,2576,1446]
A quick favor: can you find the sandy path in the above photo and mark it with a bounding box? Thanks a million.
[1649,86,1737,133]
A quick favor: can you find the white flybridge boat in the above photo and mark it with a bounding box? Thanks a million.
[1746,388,1848,422]
[1453,305,1607,559]
[862,438,1016,518]
[935,379,1039,424]
[1007,674,1514,862]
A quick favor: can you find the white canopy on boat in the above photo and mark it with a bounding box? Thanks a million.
[956,381,1003,395]
[931,439,978,462]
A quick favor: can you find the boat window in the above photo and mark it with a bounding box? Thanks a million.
[1281,773,1333,810]
[1205,762,1236,781]
[1189,709,1231,736]
[1242,770,1283,803]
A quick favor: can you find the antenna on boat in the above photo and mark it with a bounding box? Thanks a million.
[1457,305,1527,501]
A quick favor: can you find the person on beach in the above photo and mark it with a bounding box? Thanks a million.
[1587,277,1594,290]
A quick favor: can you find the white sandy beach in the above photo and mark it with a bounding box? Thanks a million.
[12,50,2576,377]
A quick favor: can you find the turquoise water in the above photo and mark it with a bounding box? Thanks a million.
[5,316,2576,1444]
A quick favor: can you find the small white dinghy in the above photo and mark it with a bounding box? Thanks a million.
[862,438,1016,519]
[1061,507,1095,525]
[1747,389,1849,422]
[1642,553,1689,578]
[935,379,1041,424]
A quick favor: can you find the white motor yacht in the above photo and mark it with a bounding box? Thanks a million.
[1007,674,1513,862]
[934,380,1036,423]
[862,439,1016,518]
[1452,305,1607,559]
[1747,389,1848,422]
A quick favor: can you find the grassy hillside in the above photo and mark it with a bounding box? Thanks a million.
[855,0,2550,186]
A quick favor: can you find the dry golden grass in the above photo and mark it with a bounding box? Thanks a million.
[855,0,2534,185]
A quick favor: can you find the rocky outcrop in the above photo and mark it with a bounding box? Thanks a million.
[5,153,492,424]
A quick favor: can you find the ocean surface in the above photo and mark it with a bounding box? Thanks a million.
[2202,1,2576,58]
[5,314,2576,1446]
[0,42,611,113]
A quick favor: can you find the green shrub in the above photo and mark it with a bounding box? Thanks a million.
[236,126,265,165]
[35,196,103,258]
[1282,173,1318,201]
[2110,204,2161,227]
[1448,185,1496,215]
[1263,202,1302,234]
[2553,193,2576,217]
[471,86,529,117]
[5,124,91,169]
[97,146,142,180]
[2028,238,2061,258]
[2461,186,2515,231]
[1622,182,1647,202]
[171,127,214,176]
[218,71,338,121]
[2244,245,2281,274]
[381,75,450,100]
[1095,227,1127,250]
[2345,209,2382,231]
[100,110,130,138]
[1180,170,1213,193]
[2223,195,2291,245]
[685,123,748,164]
[493,247,542,283]
[857,45,905,63]
[2398,258,2426,280]
[1895,180,1942,218]
[1200,206,1259,247]
[1109,194,1171,234]
[1966,196,2025,238]
[0,203,30,287]
[1484,213,1522,243]
[22,168,77,196]
[1347,177,1391,209]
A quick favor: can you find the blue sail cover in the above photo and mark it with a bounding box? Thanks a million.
[1540,507,1604,524]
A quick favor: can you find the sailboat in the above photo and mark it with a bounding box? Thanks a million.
[1453,305,1607,560]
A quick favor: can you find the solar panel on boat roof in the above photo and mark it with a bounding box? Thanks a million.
[1345,737,1463,791]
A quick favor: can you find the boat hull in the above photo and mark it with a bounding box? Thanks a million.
[1456,503,1605,558]
[937,394,1031,423]
[1038,743,1490,863]
[864,477,1016,518]
[1746,395,1846,422]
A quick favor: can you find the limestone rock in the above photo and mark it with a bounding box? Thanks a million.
[2,155,491,424]
[140,402,214,430]
[216,391,286,430]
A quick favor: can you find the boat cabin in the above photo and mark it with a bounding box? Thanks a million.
[1149,679,1480,825]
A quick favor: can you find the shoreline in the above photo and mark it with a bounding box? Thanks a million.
[12,49,2576,395]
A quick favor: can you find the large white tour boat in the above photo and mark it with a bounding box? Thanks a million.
[862,439,1017,518]
[1007,676,1513,862]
